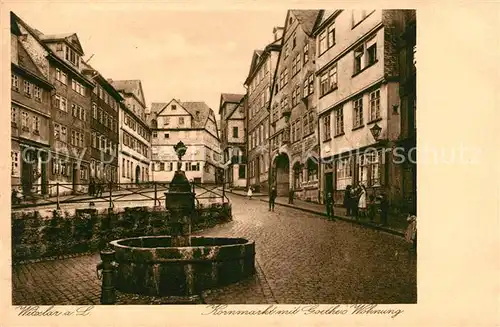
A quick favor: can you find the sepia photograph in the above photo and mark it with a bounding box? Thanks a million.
[8,7,418,307]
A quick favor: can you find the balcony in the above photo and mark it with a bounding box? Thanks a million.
[281,106,291,119]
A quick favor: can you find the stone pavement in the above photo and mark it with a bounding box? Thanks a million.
[12,194,416,305]
[228,189,408,236]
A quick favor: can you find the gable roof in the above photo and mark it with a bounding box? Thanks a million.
[108,79,146,107]
[219,93,245,115]
[181,101,212,129]
[290,10,322,36]
[226,95,246,120]
[244,38,282,86]
[40,32,84,55]
[16,40,47,81]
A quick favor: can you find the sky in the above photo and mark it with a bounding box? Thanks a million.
[9,3,287,116]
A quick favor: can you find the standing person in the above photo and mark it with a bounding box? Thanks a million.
[269,186,277,212]
[325,192,335,220]
[405,211,417,252]
[247,187,253,200]
[357,184,367,219]
[89,178,95,196]
[288,188,294,204]
[344,185,352,216]
[351,185,359,218]
[379,193,389,226]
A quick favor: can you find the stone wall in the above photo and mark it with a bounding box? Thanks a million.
[11,204,232,263]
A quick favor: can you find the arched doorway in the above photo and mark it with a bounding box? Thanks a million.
[135,165,140,184]
[273,153,290,197]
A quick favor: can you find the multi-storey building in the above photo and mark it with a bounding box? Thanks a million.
[219,93,246,190]
[396,10,417,211]
[12,13,95,195]
[315,10,408,205]
[11,16,54,195]
[82,64,121,184]
[269,10,321,200]
[109,80,151,185]
[244,29,282,193]
[149,100,222,183]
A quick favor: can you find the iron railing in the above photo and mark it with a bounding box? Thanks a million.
[11,181,229,210]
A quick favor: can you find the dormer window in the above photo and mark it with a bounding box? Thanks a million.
[65,45,79,67]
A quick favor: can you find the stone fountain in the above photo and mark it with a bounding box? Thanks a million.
[107,141,255,303]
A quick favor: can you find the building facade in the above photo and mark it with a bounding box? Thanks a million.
[396,10,417,212]
[12,13,96,196]
[219,93,247,189]
[149,100,222,183]
[11,17,54,196]
[269,10,321,200]
[315,10,408,206]
[82,65,121,184]
[244,31,282,193]
[109,80,151,185]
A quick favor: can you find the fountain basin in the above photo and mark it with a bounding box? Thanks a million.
[109,236,255,297]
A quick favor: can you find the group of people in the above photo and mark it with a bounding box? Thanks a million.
[88,178,104,197]
[342,184,389,225]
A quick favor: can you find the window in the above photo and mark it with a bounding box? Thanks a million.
[327,23,336,49]
[353,97,364,128]
[323,115,331,140]
[354,45,364,74]
[320,65,337,96]
[71,79,85,96]
[319,30,327,54]
[308,111,315,134]
[98,108,103,123]
[369,89,381,121]
[91,131,96,147]
[21,112,29,130]
[164,133,169,139]
[292,33,297,48]
[334,106,344,136]
[164,117,170,126]
[303,43,309,64]
[303,74,314,98]
[354,38,377,74]
[233,126,238,138]
[284,44,289,58]
[34,85,42,101]
[33,116,40,133]
[303,114,309,137]
[292,53,301,76]
[23,81,32,97]
[55,95,67,112]
[11,151,20,176]
[367,41,377,65]
[283,68,288,87]
[92,103,97,118]
[152,132,157,138]
[55,69,67,84]
[358,151,381,186]
[11,74,19,91]
[336,157,352,190]
[65,45,79,67]
[179,117,184,125]
[171,104,177,111]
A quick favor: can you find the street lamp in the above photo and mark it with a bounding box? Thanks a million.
[370,123,382,141]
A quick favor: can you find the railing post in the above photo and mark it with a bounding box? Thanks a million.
[154,182,158,206]
[56,182,60,210]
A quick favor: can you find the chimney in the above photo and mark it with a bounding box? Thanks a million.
[273,26,284,41]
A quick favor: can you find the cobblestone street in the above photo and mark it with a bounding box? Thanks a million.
[12,194,416,305]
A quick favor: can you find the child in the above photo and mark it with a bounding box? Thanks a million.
[405,212,417,252]
[247,187,253,200]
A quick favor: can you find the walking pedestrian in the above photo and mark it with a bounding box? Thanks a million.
[344,185,352,216]
[288,188,294,204]
[269,186,277,211]
[325,191,335,220]
[247,187,253,200]
[357,184,367,219]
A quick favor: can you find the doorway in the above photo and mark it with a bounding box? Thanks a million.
[135,165,140,184]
